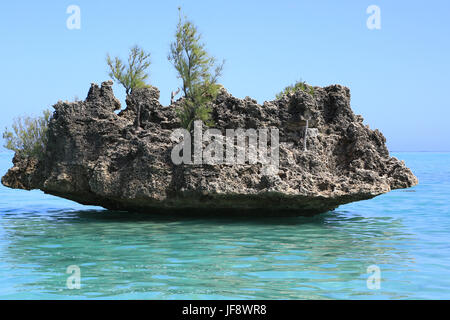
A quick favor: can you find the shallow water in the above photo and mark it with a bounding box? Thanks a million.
[0,152,449,299]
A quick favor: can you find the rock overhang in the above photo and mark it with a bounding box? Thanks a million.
[1,81,418,216]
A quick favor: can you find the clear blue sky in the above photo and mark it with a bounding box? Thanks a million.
[0,0,449,151]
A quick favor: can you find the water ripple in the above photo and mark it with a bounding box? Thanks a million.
[0,152,449,299]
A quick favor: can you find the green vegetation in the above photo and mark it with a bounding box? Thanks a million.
[276,80,315,99]
[5,11,225,154]
[106,45,151,95]
[3,109,51,158]
[168,8,224,130]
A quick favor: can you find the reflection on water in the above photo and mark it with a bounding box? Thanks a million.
[0,208,415,299]
[1,152,449,299]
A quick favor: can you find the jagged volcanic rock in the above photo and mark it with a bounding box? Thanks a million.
[1,81,418,216]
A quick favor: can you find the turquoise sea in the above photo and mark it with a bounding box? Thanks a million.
[0,152,449,299]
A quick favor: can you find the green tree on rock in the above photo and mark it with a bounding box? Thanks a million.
[168,8,224,130]
[3,109,51,159]
[106,45,151,95]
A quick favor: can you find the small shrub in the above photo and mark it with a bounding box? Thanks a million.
[276,80,314,99]
[106,45,151,95]
[177,99,215,130]
[3,109,51,159]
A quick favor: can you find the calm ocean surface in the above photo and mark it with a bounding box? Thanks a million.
[0,152,448,299]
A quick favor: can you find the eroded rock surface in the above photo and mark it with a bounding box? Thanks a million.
[1,81,418,216]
